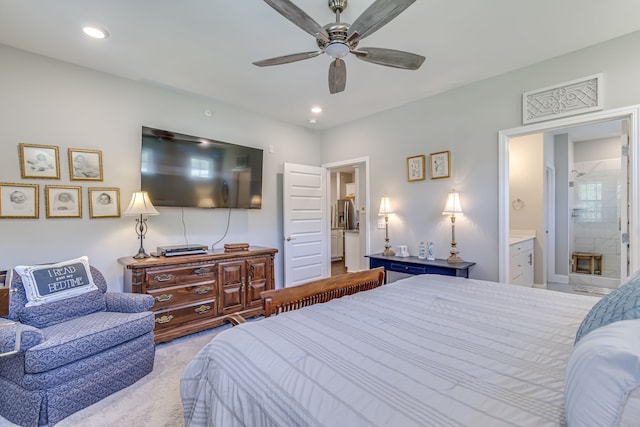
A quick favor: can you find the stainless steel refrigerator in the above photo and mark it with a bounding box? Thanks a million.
[337,198,357,230]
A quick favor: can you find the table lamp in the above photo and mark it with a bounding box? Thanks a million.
[442,189,463,263]
[378,195,395,256]
[124,191,159,259]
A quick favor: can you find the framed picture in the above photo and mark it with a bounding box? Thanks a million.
[0,183,39,218]
[406,155,426,182]
[19,143,60,179]
[45,185,82,218]
[430,150,451,179]
[68,148,103,181]
[88,187,121,218]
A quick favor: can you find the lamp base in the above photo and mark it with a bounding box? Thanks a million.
[447,254,463,263]
[382,246,396,256]
[132,248,150,259]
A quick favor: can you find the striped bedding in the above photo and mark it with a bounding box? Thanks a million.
[181,274,598,427]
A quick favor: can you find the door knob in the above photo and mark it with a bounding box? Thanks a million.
[286,236,296,241]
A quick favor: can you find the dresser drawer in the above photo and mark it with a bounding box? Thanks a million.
[153,298,217,330]
[146,264,216,289]
[147,283,216,310]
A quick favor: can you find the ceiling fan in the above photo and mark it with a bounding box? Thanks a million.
[253,0,426,94]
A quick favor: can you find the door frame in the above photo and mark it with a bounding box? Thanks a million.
[544,163,557,283]
[498,105,640,283]
[322,157,371,271]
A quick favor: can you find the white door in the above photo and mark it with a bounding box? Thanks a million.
[283,162,329,287]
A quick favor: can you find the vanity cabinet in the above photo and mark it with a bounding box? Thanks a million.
[510,238,534,286]
[344,231,361,272]
[331,228,344,260]
[119,247,277,343]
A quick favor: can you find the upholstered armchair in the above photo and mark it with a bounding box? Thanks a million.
[0,262,155,427]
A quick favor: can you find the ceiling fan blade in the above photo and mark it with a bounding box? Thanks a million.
[253,51,322,67]
[328,59,347,94]
[348,0,416,41]
[354,47,425,70]
[263,0,329,40]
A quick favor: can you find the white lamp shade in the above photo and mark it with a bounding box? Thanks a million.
[124,191,159,216]
[442,191,463,215]
[378,196,393,215]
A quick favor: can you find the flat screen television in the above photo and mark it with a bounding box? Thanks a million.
[140,126,263,209]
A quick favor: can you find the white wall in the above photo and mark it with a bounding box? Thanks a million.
[509,134,544,283]
[554,134,570,277]
[5,29,640,286]
[0,44,322,290]
[320,31,640,281]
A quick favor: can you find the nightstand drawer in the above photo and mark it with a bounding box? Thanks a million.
[389,263,427,275]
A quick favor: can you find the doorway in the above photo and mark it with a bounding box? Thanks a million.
[282,158,370,287]
[323,157,370,277]
[498,106,640,287]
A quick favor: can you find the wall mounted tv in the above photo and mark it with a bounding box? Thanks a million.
[140,126,263,209]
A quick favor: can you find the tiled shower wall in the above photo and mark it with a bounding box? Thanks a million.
[570,158,621,279]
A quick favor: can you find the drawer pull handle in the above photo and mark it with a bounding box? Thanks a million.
[193,267,211,276]
[155,294,173,302]
[195,305,211,315]
[154,274,173,282]
[155,315,174,324]
[195,286,211,295]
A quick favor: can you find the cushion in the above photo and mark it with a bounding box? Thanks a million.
[24,310,155,374]
[574,269,640,343]
[14,256,98,307]
[565,319,640,427]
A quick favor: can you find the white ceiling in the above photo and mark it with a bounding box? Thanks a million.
[2,0,640,130]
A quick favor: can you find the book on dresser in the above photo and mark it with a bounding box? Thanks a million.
[118,246,278,344]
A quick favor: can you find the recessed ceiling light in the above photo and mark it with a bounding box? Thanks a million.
[310,106,322,114]
[308,118,318,124]
[82,26,109,39]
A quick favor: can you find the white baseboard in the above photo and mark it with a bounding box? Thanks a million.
[549,274,569,284]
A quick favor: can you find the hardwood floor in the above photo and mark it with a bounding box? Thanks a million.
[331,259,347,276]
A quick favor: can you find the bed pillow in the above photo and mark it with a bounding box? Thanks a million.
[565,319,640,427]
[574,269,640,344]
[14,256,99,307]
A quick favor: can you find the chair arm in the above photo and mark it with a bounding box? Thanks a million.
[104,292,154,313]
[0,319,44,355]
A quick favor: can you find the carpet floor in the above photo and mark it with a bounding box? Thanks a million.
[0,324,230,427]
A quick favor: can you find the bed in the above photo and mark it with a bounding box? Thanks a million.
[181,268,640,427]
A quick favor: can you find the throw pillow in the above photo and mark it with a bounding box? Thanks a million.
[565,319,640,427]
[14,256,98,307]
[574,268,640,343]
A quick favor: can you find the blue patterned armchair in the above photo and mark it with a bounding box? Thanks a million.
[0,265,155,426]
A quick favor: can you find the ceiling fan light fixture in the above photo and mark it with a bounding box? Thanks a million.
[326,42,349,59]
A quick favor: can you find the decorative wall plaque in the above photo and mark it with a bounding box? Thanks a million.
[522,74,603,124]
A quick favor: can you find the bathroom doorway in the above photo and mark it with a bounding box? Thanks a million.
[498,106,640,289]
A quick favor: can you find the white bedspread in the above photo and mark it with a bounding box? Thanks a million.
[181,274,598,427]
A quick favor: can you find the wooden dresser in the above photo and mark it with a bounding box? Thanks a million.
[0,271,9,317]
[118,246,277,343]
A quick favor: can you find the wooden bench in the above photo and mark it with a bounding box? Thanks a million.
[260,268,385,318]
[572,252,602,275]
